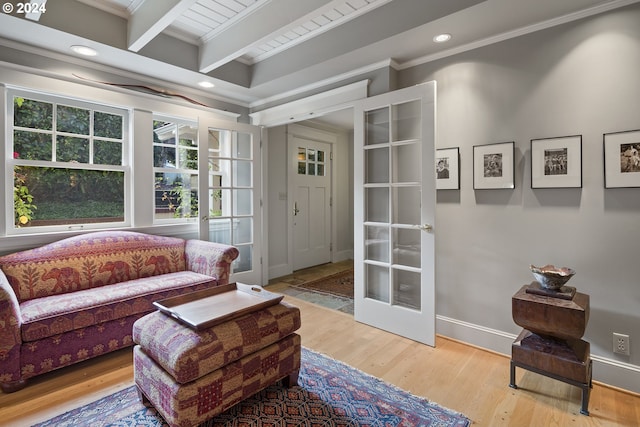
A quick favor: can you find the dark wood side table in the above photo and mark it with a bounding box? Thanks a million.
[509,282,592,415]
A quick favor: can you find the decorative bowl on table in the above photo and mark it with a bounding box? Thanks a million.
[529,264,576,290]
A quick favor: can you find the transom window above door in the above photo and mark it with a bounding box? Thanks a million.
[297,147,326,176]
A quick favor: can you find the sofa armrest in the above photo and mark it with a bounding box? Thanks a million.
[184,241,239,286]
[0,269,22,385]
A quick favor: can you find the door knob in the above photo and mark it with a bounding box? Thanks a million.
[293,202,300,216]
[418,224,432,232]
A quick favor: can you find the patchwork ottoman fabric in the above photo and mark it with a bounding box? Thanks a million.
[132,302,301,383]
[134,333,301,427]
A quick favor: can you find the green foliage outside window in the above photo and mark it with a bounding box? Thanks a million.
[11,95,126,227]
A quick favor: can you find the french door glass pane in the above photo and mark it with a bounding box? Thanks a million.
[234,135,252,159]
[233,189,252,216]
[393,228,420,268]
[391,100,420,142]
[234,160,251,187]
[365,187,389,222]
[365,147,389,183]
[365,225,389,262]
[393,268,420,310]
[234,217,252,245]
[366,263,389,303]
[235,244,252,273]
[365,107,389,145]
[392,143,420,182]
[393,186,420,225]
[208,218,231,244]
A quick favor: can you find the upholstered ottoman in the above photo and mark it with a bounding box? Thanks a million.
[132,302,301,427]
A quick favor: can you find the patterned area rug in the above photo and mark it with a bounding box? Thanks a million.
[34,347,469,427]
[293,268,354,298]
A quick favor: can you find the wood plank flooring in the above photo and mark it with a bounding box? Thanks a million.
[1,262,639,426]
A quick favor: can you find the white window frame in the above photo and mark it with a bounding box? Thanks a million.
[5,87,131,235]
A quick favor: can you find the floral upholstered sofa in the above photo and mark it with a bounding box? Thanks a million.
[0,230,239,393]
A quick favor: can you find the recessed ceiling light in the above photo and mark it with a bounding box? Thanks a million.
[433,33,452,43]
[70,45,97,56]
[198,81,215,88]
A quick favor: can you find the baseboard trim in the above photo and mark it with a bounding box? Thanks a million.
[436,315,640,394]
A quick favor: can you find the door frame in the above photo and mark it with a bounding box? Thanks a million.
[287,123,337,271]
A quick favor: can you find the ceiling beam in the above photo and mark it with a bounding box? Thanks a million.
[198,0,335,73]
[128,0,197,52]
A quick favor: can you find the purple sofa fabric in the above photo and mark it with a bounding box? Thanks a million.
[0,231,238,392]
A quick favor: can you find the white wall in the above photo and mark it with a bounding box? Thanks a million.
[399,3,640,391]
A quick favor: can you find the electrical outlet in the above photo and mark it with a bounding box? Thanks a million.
[613,333,630,356]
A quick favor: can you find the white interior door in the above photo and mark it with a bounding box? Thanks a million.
[199,120,263,285]
[290,137,332,270]
[353,83,436,346]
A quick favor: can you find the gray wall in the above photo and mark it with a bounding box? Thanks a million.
[399,3,640,382]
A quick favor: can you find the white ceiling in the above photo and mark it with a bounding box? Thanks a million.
[0,0,637,111]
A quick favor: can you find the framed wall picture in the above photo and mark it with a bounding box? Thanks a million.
[473,142,515,189]
[531,135,582,188]
[436,147,460,190]
[604,129,640,188]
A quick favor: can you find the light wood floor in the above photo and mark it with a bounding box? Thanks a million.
[1,263,639,427]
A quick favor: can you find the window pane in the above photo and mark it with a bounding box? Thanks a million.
[153,121,176,144]
[298,162,306,175]
[15,166,124,227]
[57,105,90,135]
[208,129,221,151]
[94,111,123,139]
[178,147,198,170]
[56,136,89,163]
[94,140,122,165]
[317,164,325,176]
[154,146,176,168]
[14,97,53,130]
[14,130,52,160]
[10,91,129,232]
[154,172,198,219]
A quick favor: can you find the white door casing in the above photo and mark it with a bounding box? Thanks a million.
[353,82,436,346]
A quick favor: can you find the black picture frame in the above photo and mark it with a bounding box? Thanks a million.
[473,142,515,189]
[603,129,640,188]
[531,135,582,188]
[436,147,460,190]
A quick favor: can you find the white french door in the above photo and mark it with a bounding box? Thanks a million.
[198,119,263,285]
[353,83,436,346]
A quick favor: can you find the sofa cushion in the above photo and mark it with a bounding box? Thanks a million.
[19,271,216,342]
[132,302,301,384]
[0,231,187,302]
